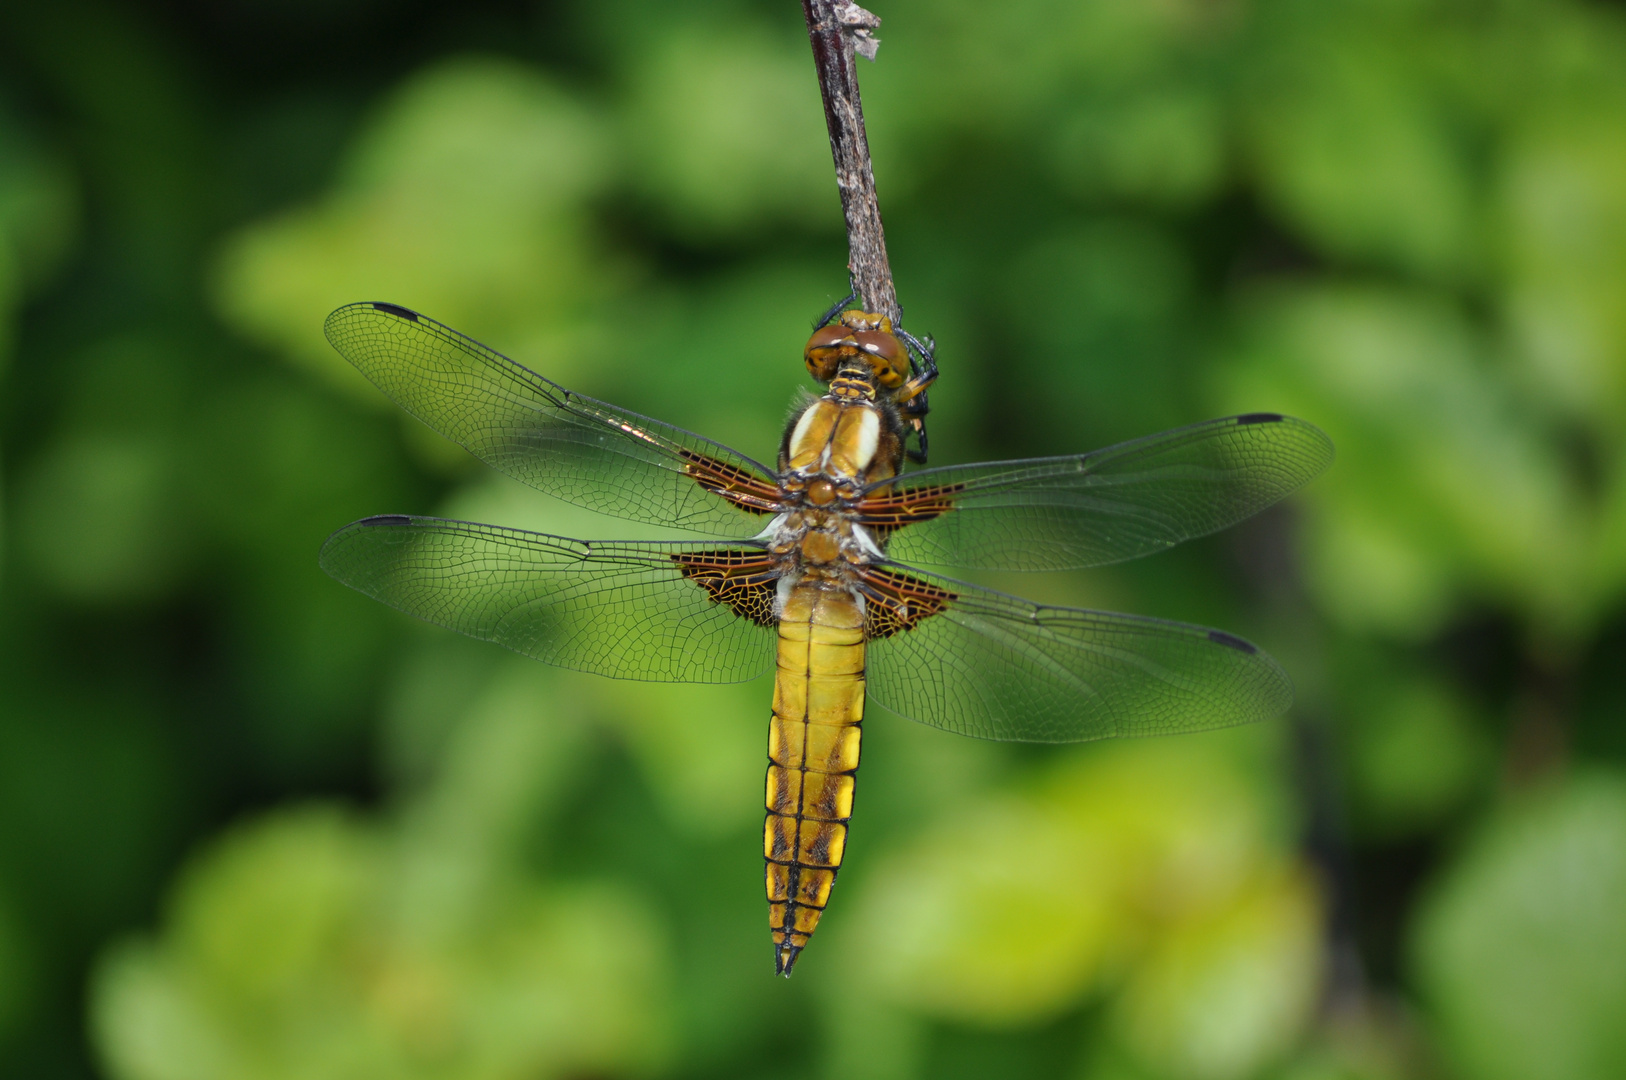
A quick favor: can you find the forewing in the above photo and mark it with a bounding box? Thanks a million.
[320,515,777,683]
[861,414,1333,571]
[861,565,1292,742]
[325,303,783,535]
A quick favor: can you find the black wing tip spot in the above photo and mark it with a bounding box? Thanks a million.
[1208,629,1258,654]
[370,302,420,321]
[1235,412,1284,425]
[359,514,415,527]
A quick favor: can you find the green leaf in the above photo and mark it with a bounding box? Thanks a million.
[1412,772,1626,1080]
[214,57,609,400]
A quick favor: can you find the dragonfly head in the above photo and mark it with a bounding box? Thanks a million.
[804,310,909,389]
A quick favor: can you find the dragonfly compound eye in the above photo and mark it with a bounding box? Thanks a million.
[804,324,850,382]
[854,330,908,388]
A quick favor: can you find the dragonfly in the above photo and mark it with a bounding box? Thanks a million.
[319,300,1333,976]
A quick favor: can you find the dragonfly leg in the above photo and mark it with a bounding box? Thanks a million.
[903,406,930,464]
[894,335,938,464]
[814,288,858,331]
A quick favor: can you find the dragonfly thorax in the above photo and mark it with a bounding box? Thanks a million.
[779,397,904,491]
[771,388,904,584]
[765,509,877,569]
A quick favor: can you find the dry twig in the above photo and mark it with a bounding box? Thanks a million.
[801,0,899,324]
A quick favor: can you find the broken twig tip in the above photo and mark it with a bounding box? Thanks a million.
[834,1,882,60]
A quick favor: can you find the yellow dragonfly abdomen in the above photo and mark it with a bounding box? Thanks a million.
[765,581,865,976]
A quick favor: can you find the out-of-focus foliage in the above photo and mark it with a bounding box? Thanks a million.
[94,724,672,1080]
[1412,773,1626,1080]
[216,58,609,399]
[0,101,76,587]
[842,738,1320,1079]
[1,1,1624,1079]
[0,107,76,368]
[617,22,834,240]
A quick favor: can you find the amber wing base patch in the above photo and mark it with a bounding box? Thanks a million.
[680,449,784,515]
[673,549,782,626]
[859,566,957,639]
[855,482,962,544]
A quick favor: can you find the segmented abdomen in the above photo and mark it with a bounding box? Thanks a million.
[765,582,865,976]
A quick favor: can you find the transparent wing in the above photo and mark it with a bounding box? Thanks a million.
[861,564,1292,742]
[325,302,783,536]
[860,414,1333,571]
[320,515,778,683]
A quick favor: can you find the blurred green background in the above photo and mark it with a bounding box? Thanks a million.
[3,0,1625,1077]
